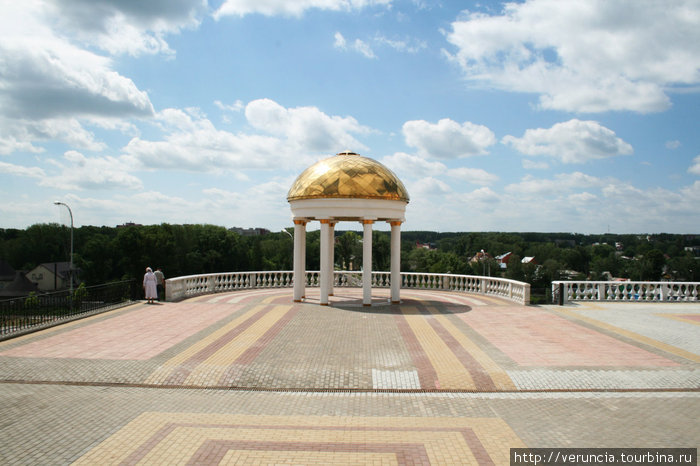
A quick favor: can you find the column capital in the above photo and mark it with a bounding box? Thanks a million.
[293,219,307,225]
[362,219,374,225]
[389,221,402,226]
[319,219,331,224]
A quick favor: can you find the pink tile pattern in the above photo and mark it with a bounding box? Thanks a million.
[0,302,237,360]
[460,306,679,367]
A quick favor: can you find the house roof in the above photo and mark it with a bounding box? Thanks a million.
[0,259,16,281]
[0,271,39,297]
[34,262,72,278]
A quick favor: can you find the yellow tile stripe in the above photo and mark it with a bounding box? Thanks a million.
[658,313,700,327]
[145,296,279,384]
[73,412,526,466]
[402,306,476,390]
[425,306,516,390]
[183,304,289,385]
[555,308,700,363]
[142,426,474,465]
[221,450,398,465]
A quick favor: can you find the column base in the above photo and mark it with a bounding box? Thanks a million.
[320,302,329,306]
[391,300,400,304]
[363,303,371,307]
[293,299,302,303]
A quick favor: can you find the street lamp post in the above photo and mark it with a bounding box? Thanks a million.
[54,201,74,299]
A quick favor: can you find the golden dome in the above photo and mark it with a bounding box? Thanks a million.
[287,151,410,202]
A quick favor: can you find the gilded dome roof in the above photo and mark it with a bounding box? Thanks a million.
[287,151,410,202]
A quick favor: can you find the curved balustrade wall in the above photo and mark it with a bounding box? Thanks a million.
[166,271,530,305]
[552,281,699,304]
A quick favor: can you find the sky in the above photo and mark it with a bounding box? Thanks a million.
[1,0,699,234]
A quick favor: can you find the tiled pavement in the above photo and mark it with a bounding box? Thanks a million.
[0,288,698,464]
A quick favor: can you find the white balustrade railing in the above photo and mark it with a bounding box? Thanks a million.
[552,281,700,304]
[166,271,531,305]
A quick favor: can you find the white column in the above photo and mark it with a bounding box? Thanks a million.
[301,222,306,298]
[320,219,331,305]
[390,221,402,303]
[293,220,306,302]
[362,220,373,306]
[328,222,336,296]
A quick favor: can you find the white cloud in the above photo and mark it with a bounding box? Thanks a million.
[689,155,700,175]
[40,151,143,191]
[375,35,427,54]
[0,151,141,191]
[124,99,371,173]
[522,159,549,170]
[333,32,376,58]
[503,119,633,164]
[215,0,391,18]
[123,108,287,172]
[459,186,501,205]
[0,37,154,121]
[215,100,245,113]
[0,118,107,155]
[0,161,46,179]
[445,0,700,113]
[45,0,206,57]
[568,191,598,204]
[0,1,157,156]
[335,32,426,59]
[352,39,376,59]
[334,32,347,49]
[408,176,452,197]
[245,99,370,152]
[666,140,682,150]
[505,172,603,197]
[447,167,498,186]
[381,152,446,177]
[403,118,496,159]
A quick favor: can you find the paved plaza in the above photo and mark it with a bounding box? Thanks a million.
[0,288,698,464]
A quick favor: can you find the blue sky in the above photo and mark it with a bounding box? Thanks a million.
[1,0,699,234]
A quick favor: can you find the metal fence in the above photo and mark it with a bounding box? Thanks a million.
[0,280,138,338]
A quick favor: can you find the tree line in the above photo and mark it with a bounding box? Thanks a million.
[1,224,698,292]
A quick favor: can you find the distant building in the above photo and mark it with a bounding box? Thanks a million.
[26,262,79,291]
[469,251,493,263]
[117,222,142,228]
[0,271,39,299]
[0,259,18,292]
[230,227,270,236]
[495,252,512,269]
[415,241,436,250]
[494,253,537,269]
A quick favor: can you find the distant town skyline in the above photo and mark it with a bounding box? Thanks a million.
[1,0,699,234]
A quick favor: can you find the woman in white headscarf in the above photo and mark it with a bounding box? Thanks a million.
[143,267,158,304]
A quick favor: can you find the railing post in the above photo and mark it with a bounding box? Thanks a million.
[559,282,564,305]
[523,283,530,305]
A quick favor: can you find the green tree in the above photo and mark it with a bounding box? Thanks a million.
[336,231,361,270]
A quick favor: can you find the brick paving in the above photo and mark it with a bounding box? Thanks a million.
[0,288,698,464]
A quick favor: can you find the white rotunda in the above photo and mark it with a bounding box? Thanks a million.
[287,151,410,306]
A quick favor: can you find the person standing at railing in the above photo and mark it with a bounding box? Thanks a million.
[143,267,158,304]
[154,267,165,301]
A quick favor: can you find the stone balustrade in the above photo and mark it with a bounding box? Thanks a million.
[166,271,531,305]
[552,280,699,304]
